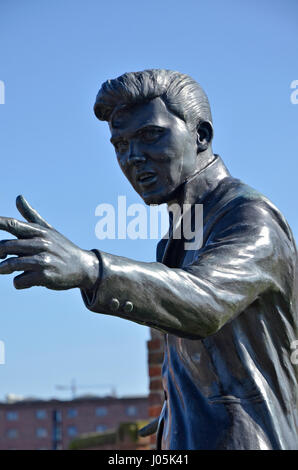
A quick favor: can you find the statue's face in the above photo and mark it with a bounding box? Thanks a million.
[109,97,198,205]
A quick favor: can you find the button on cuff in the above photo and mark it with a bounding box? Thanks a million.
[109,298,120,312]
[123,301,134,313]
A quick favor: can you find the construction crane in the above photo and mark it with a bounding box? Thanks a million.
[55,378,117,400]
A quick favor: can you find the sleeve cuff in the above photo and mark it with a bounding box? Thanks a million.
[80,249,103,308]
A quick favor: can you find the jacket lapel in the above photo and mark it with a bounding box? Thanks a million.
[158,155,231,269]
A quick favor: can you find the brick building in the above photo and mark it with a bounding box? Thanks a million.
[147,328,165,448]
[65,328,166,450]
[0,327,165,450]
[0,395,148,450]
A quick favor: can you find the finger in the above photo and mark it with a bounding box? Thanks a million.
[0,239,48,259]
[0,217,45,239]
[0,255,46,274]
[13,271,42,290]
[16,195,52,229]
[0,239,12,259]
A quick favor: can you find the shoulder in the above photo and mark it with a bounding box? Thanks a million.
[209,176,295,244]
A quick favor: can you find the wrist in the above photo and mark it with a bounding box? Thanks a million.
[79,250,100,290]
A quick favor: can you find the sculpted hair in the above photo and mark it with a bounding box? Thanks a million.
[94,69,212,131]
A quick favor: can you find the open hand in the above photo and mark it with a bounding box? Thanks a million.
[0,196,99,290]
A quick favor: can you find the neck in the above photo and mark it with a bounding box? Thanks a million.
[167,147,215,209]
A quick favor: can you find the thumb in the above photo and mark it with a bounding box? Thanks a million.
[16,195,53,229]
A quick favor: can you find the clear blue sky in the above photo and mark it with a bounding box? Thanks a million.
[0,0,297,401]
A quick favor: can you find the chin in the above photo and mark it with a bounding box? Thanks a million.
[141,190,168,206]
[140,184,181,206]
[142,195,164,206]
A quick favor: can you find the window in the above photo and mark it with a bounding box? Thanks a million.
[126,406,137,416]
[6,411,18,421]
[54,427,62,441]
[95,407,107,417]
[67,408,78,418]
[96,424,107,433]
[7,429,18,439]
[36,428,47,438]
[36,410,47,420]
[67,426,77,437]
[53,410,62,422]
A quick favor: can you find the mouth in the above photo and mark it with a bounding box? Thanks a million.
[136,171,158,187]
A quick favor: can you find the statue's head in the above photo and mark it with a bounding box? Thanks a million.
[94,69,213,205]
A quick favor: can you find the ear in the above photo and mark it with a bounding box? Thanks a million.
[196,121,213,153]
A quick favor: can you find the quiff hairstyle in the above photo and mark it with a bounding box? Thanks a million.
[94,69,212,132]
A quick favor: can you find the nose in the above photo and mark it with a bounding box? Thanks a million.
[127,142,146,166]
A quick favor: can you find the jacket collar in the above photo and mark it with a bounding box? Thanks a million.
[177,154,230,207]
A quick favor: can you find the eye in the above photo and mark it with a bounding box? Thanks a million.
[140,128,163,143]
[114,140,129,153]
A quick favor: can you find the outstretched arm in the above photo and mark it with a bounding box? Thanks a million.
[0,195,293,340]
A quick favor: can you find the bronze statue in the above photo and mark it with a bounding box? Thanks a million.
[0,70,297,449]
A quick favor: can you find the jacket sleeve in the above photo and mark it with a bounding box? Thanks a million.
[81,198,295,339]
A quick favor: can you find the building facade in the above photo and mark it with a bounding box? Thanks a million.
[0,395,148,450]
